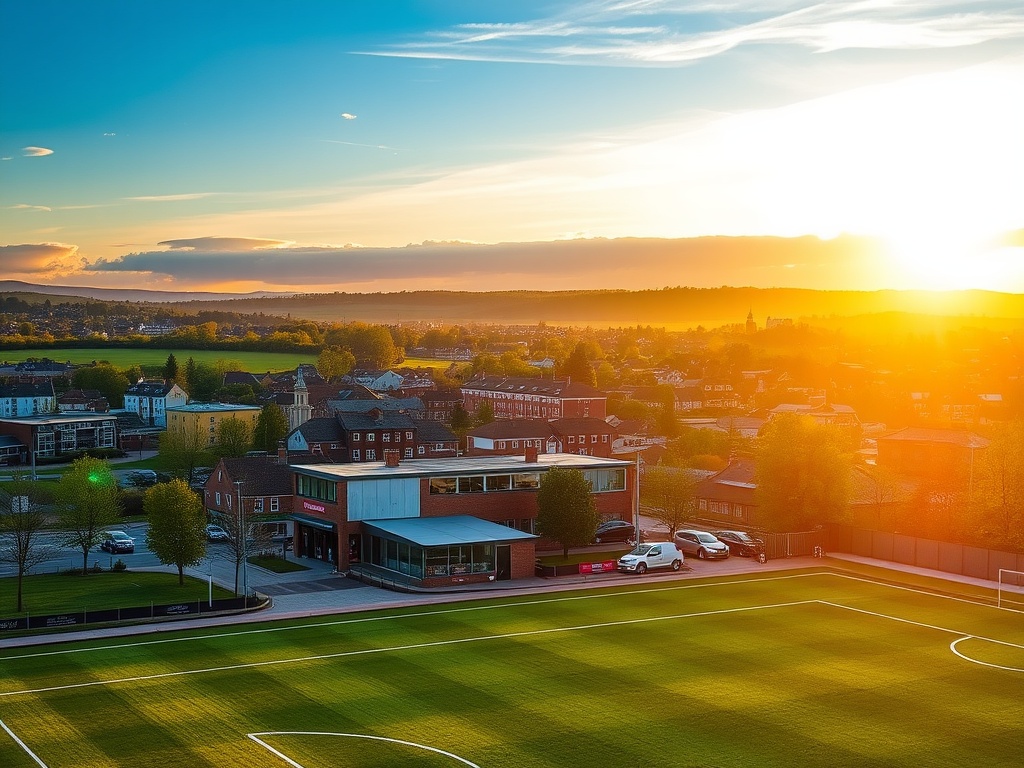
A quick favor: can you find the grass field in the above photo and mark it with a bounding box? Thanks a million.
[0,572,235,618]
[1,569,1022,767]
[0,348,316,372]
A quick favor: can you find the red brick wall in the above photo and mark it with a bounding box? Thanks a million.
[511,540,536,579]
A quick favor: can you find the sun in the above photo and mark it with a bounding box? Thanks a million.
[880,226,1002,291]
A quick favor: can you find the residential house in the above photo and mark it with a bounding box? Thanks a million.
[204,456,296,540]
[124,380,188,427]
[875,427,989,478]
[166,403,261,448]
[56,389,110,413]
[0,383,56,417]
[549,417,617,458]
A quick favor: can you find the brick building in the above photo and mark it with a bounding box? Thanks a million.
[289,452,634,585]
[461,376,607,420]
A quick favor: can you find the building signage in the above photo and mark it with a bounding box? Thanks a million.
[303,500,326,513]
[579,560,616,574]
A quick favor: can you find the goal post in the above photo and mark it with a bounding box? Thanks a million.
[997,569,1024,612]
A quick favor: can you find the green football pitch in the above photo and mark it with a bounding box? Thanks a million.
[1,569,1022,767]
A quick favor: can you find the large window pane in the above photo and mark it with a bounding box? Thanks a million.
[429,477,456,494]
[513,472,540,489]
[486,474,511,491]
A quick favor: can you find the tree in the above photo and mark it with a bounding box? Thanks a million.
[973,419,1024,550]
[72,363,132,408]
[212,495,275,596]
[536,467,599,559]
[317,346,356,382]
[561,343,598,387]
[163,353,179,382]
[640,465,697,536]
[144,480,207,585]
[0,481,56,611]
[55,457,122,574]
[754,414,851,532]
[474,400,495,427]
[253,403,290,453]
[159,422,212,485]
[217,416,253,457]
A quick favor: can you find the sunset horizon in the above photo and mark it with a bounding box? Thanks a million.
[3,2,1023,294]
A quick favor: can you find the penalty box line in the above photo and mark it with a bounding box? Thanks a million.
[0,717,49,768]
[0,571,829,663]
[0,599,816,699]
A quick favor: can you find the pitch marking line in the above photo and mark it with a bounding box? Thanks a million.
[0,572,826,662]
[819,600,1024,672]
[950,637,1024,673]
[248,732,481,767]
[0,600,813,698]
[0,718,49,767]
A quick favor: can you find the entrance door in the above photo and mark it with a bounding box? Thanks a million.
[496,545,511,581]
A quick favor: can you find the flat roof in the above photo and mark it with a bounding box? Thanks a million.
[363,515,536,546]
[0,414,116,425]
[167,403,261,413]
[292,452,631,481]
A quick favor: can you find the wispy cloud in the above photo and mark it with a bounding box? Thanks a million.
[22,146,54,156]
[158,236,290,252]
[103,132,116,137]
[124,192,217,202]
[322,139,402,152]
[363,1,1024,66]
[9,204,52,212]
[340,112,357,120]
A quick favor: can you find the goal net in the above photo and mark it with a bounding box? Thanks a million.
[997,569,1024,612]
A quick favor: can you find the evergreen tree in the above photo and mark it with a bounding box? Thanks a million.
[164,353,179,382]
[252,404,290,453]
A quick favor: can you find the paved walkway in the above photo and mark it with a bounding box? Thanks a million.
[2,551,1006,649]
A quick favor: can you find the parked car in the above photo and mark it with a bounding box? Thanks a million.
[100,530,135,553]
[593,519,635,544]
[617,542,683,574]
[713,530,764,558]
[674,529,730,560]
[206,524,231,542]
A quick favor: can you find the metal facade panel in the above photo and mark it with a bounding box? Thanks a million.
[347,477,420,521]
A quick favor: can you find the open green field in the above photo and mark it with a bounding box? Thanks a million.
[1,569,1022,767]
[0,572,235,618]
[0,348,316,372]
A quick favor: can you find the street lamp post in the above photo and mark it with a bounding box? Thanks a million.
[234,480,247,601]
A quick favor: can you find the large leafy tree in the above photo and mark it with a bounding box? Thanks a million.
[536,467,599,559]
[754,414,852,532]
[159,421,212,484]
[55,457,123,574]
[640,465,697,536]
[317,346,356,382]
[72,363,132,408]
[145,480,207,585]
[252,403,290,453]
[217,416,253,458]
[972,419,1024,550]
[561,342,598,387]
[0,481,56,611]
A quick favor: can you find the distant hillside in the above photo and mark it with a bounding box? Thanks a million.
[0,280,290,304]
[174,287,1024,328]
[4,282,1024,328]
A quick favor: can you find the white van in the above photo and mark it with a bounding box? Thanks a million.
[617,542,683,574]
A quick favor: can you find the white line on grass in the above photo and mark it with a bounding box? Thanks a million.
[819,600,1024,671]
[0,600,814,699]
[950,636,1024,673]
[247,732,481,767]
[0,718,49,767]
[0,572,825,662]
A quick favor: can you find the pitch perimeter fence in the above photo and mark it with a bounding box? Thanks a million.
[826,524,1024,582]
[0,594,267,633]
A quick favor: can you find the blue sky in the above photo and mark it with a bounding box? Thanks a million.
[2,1,1023,294]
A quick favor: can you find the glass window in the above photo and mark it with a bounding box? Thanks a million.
[353,432,360,441]
[404,447,413,458]
[383,433,391,442]
[513,472,540,489]
[429,477,457,494]
[425,547,449,576]
[406,431,413,440]
[270,497,279,512]
[367,433,375,441]
[386,539,399,571]
[253,499,264,513]
[352,449,360,461]
[418,446,425,455]
[486,474,511,491]
[458,476,484,493]
[366,449,376,460]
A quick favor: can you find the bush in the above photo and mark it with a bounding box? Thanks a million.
[112,559,128,572]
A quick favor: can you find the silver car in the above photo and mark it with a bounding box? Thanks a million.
[673,529,729,560]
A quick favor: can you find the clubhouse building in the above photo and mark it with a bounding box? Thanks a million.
[288,450,634,587]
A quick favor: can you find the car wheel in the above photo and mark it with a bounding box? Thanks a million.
[636,562,647,574]
[672,559,681,571]
[698,549,707,559]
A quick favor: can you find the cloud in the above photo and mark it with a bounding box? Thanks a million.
[103,132,116,136]
[1,157,11,161]
[22,146,54,157]
[9,204,52,212]
[340,113,357,120]
[364,1,1024,66]
[157,236,290,252]
[0,243,80,273]
[124,192,217,202]
[86,235,888,291]
[322,139,401,151]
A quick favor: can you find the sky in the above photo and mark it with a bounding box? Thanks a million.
[2,1,1023,295]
